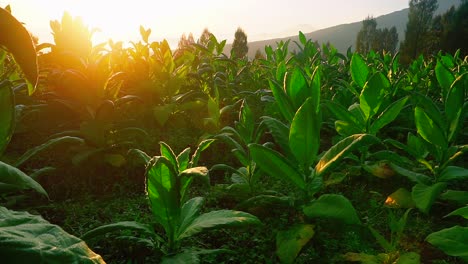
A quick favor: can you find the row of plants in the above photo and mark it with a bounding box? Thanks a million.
[1,7,467,263]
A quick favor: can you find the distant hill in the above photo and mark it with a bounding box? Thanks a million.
[226,0,461,58]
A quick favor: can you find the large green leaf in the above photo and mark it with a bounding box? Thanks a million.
[426,226,468,261]
[289,98,321,171]
[269,80,294,123]
[350,53,369,89]
[177,209,260,240]
[360,73,388,120]
[287,67,309,110]
[237,100,254,143]
[146,156,180,239]
[276,224,315,264]
[0,161,48,197]
[412,183,447,214]
[446,73,466,143]
[0,7,38,91]
[389,163,432,185]
[325,100,361,129]
[249,143,305,190]
[303,194,361,225]
[0,81,14,156]
[0,207,104,264]
[160,142,179,171]
[370,96,409,135]
[179,167,209,203]
[414,107,447,148]
[315,134,378,177]
[435,60,454,99]
[260,116,292,157]
[176,197,204,240]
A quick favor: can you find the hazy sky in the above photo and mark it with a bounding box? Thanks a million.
[1,0,410,46]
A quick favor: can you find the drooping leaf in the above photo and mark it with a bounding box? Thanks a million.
[127,148,151,166]
[0,207,104,264]
[370,96,409,135]
[303,194,361,225]
[289,98,321,171]
[438,166,468,182]
[14,136,85,167]
[414,107,447,148]
[177,210,260,240]
[0,7,38,91]
[276,224,315,264]
[426,226,468,261]
[440,190,468,205]
[350,53,369,89]
[0,81,14,155]
[179,167,209,202]
[249,143,305,190]
[412,183,447,214]
[445,206,468,219]
[0,161,48,197]
[82,221,156,241]
[389,163,432,185]
[315,134,378,177]
[360,73,388,120]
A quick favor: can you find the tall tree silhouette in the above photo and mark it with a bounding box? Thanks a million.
[356,17,398,54]
[400,0,438,64]
[199,28,212,46]
[231,27,249,59]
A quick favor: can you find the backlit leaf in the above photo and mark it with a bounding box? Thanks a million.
[351,53,369,89]
[303,194,361,225]
[276,224,315,264]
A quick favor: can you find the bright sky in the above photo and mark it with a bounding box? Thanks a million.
[1,0,410,47]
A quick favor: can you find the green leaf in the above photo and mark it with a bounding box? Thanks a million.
[446,73,466,143]
[445,206,468,219]
[426,226,468,261]
[14,136,85,167]
[389,163,432,185]
[440,190,468,205]
[287,67,309,110]
[435,60,454,99]
[384,188,415,209]
[370,96,409,135]
[299,31,307,45]
[249,143,305,190]
[268,79,294,123]
[0,161,48,197]
[177,209,260,240]
[82,221,156,241]
[360,73,388,120]
[276,224,315,264]
[325,100,362,129]
[368,226,393,252]
[397,252,421,264]
[179,167,209,202]
[412,183,447,214]
[0,207,104,263]
[414,107,447,148]
[190,139,215,167]
[289,98,321,171]
[176,197,204,240]
[146,156,180,238]
[237,100,254,143]
[438,166,468,182]
[315,134,378,177]
[160,141,179,171]
[177,147,191,173]
[310,66,321,113]
[127,148,151,166]
[0,7,38,90]
[351,53,369,89]
[0,81,14,156]
[303,194,361,225]
[260,116,292,157]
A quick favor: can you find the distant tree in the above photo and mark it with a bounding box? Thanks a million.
[175,33,195,57]
[199,28,212,46]
[356,17,398,54]
[431,0,468,57]
[399,0,438,64]
[254,49,265,60]
[356,17,378,54]
[231,27,249,59]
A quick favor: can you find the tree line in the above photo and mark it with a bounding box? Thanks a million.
[356,0,468,63]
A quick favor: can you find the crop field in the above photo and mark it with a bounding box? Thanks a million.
[0,7,467,264]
